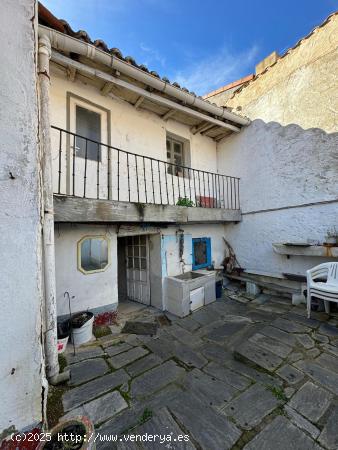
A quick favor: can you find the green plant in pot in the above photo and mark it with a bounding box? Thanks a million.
[176,197,194,207]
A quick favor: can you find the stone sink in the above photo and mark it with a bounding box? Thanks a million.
[165,270,216,318]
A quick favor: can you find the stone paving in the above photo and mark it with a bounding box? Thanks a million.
[60,287,338,449]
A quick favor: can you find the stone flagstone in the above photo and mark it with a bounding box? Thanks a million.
[223,384,280,430]
[235,340,283,372]
[205,322,247,343]
[132,407,197,450]
[109,346,148,369]
[284,405,320,439]
[63,369,129,412]
[104,342,132,357]
[130,360,185,399]
[321,343,338,357]
[296,334,315,349]
[169,392,241,450]
[288,381,333,422]
[68,358,109,386]
[243,416,323,450]
[249,332,292,358]
[203,361,251,391]
[66,346,104,365]
[318,405,338,450]
[183,368,238,408]
[260,325,297,346]
[272,318,311,334]
[176,316,200,332]
[294,360,338,395]
[172,342,208,369]
[315,352,338,374]
[125,353,162,378]
[63,390,128,425]
[318,323,338,337]
[276,364,304,385]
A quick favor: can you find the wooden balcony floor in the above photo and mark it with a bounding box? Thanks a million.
[53,195,242,224]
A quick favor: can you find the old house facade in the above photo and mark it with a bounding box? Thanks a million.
[0,0,337,437]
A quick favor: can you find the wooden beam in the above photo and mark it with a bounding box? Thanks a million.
[101,82,114,96]
[191,122,212,135]
[53,195,241,223]
[162,109,176,121]
[201,125,221,136]
[67,66,76,82]
[51,51,241,133]
[134,95,144,109]
[215,131,231,142]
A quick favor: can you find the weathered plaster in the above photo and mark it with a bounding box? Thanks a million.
[55,222,226,315]
[49,74,219,200]
[215,14,338,277]
[55,224,118,316]
[0,0,45,433]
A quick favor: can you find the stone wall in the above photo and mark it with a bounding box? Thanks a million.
[0,0,45,434]
[216,14,338,277]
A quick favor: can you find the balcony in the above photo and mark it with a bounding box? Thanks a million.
[51,126,241,223]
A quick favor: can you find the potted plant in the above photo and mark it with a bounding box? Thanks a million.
[37,416,95,450]
[324,227,338,246]
[176,197,194,207]
[57,319,70,354]
[70,311,94,346]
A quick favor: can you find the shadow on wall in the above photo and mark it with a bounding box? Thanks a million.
[219,119,338,276]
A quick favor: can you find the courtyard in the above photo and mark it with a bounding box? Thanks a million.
[54,283,338,450]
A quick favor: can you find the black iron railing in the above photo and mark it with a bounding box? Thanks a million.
[51,126,240,209]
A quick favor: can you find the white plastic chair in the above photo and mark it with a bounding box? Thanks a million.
[307,262,338,318]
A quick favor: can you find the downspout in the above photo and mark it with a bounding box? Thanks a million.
[38,36,70,385]
[38,26,250,127]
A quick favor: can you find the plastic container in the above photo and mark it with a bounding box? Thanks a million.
[215,280,223,298]
[71,312,94,346]
[57,319,70,353]
[57,336,69,353]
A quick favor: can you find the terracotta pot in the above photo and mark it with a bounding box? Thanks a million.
[36,416,95,450]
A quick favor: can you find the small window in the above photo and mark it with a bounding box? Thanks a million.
[192,237,211,270]
[78,236,109,274]
[76,105,101,161]
[166,136,185,176]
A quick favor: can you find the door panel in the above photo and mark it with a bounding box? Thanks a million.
[126,235,150,305]
[69,98,109,199]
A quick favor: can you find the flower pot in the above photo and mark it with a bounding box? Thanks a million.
[36,416,95,450]
[71,312,94,346]
[57,335,69,354]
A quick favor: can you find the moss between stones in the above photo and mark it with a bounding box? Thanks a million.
[46,384,67,429]
[93,325,112,339]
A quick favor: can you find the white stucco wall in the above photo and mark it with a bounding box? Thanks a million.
[55,224,118,317]
[0,0,45,434]
[49,73,218,203]
[161,224,226,276]
[216,14,338,277]
[54,222,224,315]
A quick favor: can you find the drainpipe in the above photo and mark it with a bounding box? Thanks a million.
[38,36,70,385]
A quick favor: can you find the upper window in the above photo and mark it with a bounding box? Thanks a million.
[166,136,185,176]
[192,237,211,270]
[78,236,109,274]
[76,105,101,161]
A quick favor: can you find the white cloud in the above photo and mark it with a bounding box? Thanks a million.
[172,45,259,96]
[139,43,166,68]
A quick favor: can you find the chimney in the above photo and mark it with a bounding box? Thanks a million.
[255,51,279,75]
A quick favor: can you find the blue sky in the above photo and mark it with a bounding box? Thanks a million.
[43,0,337,95]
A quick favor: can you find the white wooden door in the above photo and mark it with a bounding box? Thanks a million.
[69,98,109,199]
[126,235,150,305]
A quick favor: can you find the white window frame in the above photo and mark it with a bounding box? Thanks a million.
[166,135,188,177]
[77,235,110,275]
